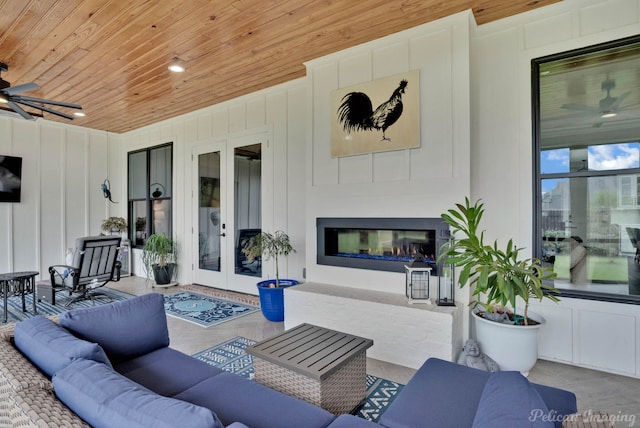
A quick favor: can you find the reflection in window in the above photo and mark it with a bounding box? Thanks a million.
[234,144,261,277]
[534,36,640,301]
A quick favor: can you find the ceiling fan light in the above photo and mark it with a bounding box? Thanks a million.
[168,64,185,73]
[0,95,7,103]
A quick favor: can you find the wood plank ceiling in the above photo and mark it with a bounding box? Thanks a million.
[0,0,560,133]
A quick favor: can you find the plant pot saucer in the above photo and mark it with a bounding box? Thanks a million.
[152,281,179,288]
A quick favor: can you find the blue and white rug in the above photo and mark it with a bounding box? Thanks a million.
[193,336,405,423]
[1,287,133,324]
[164,292,259,327]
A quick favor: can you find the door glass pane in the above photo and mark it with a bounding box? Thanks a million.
[234,143,262,276]
[198,152,221,272]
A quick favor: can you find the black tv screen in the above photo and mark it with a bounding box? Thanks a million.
[0,155,22,203]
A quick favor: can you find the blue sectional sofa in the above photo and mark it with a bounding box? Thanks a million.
[8,292,578,428]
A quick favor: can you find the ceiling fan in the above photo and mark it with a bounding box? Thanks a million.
[561,78,633,128]
[0,62,82,120]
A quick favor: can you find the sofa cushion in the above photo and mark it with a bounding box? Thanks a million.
[174,372,336,428]
[60,293,169,363]
[113,346,223,397]
[472,371,553,428]
[14,315,112,378]
[380,358,490,428]
[53,359,224,428]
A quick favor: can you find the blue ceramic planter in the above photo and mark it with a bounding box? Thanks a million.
[256,279,299,322]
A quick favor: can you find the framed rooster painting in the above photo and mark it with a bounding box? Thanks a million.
[331,70,420,157]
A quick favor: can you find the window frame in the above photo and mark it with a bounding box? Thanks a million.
[532,35,640,305]
[127,143,173,249]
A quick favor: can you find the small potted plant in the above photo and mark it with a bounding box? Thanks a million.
[101,216,127,236]
[141,233,177,285]
[439,198,560,375]
[242,230,297,321]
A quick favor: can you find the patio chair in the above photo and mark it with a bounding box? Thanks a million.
[48,235,122,307]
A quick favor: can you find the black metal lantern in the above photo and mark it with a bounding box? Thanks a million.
[405,257,432,304]
[437,261,455,306]
[437,233,455,306]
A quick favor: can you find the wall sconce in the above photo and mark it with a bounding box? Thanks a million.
[150,183,166,199]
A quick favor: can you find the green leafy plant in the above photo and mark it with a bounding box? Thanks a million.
[141,233,177,279]
[438,198,559,325]
[242,230,295,287]
[101,216,127,234]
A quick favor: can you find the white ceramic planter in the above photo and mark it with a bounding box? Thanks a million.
[472,309,545,377]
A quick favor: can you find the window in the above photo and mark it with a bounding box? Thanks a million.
[128,144,172,247]
[533,36,640,303]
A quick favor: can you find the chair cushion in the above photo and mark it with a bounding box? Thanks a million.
[14,315,112,378]
[53,359,224,428]
[113,346,223,397]
[472,371,553,428]
[174,372,336,428]
[60,293,169,363]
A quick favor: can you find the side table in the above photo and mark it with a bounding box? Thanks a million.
[0,271,39,323]
[246,323,373,414]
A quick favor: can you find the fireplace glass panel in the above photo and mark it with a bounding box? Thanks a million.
[325,228,436,263]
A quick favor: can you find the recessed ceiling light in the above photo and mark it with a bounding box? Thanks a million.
[74,111,86,117]
[168,64,185,73]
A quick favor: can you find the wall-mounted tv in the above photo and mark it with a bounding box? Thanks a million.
[0,155,22,203]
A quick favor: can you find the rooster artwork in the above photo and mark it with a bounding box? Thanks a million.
[330,70,419,157]
[338,79,407,142]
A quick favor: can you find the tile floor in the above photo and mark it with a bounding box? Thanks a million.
[114,276,640,423]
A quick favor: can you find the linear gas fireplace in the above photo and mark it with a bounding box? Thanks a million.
[316,217,450,273]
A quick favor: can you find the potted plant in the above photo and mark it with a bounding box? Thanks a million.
[101,216,127,236]
[242,230,297,321]
[141,233,177,285]
[439,198,560,375]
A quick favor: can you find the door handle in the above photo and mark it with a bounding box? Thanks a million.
[219,232,226,237]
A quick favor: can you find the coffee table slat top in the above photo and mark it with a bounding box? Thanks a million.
[246,323,373,381]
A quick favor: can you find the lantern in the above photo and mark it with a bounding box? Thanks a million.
[437,233,456,306]
[405,258,432,304]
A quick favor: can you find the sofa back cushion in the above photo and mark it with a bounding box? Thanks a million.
[53,358,224,428]
[472,371,554,428]
[14,315,112,378]
[60,293,169,363]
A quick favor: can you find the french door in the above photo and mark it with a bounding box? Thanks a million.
[192,135,264,294]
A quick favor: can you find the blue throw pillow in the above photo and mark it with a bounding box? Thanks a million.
[472,371,554,428]
[14,315,112,378]
[60,293,169,362]
[53,359,223,428]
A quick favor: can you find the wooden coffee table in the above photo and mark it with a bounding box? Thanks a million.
[246,323,373,415]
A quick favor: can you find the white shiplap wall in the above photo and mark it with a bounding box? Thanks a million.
[472,0,640,377]
[117,79,307,290]
[0,117,114,279]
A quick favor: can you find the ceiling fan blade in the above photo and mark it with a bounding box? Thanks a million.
[14,99,74,120]
[12,95,82,110]
[611,91,631,110]
[561,103,599,113]
[4,82,39,96]
[6,100,34,120]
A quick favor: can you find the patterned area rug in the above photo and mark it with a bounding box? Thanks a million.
[193,336,405,423]
[0,287,133,324]
[164,292,259,327]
